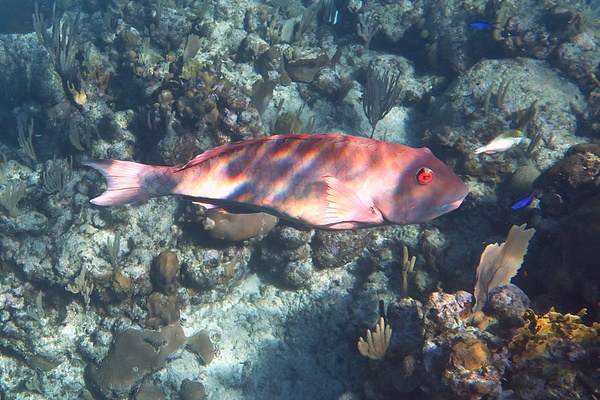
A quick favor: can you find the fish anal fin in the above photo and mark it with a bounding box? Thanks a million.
[321,176,384,227]
[191,201,220,210]
[187,197,260,214]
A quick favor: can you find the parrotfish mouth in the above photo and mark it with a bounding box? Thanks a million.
[432,198,466,215]
[449,198,465,210]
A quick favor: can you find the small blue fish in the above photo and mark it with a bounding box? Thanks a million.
[469,20,498,29]
[511,194,535,210]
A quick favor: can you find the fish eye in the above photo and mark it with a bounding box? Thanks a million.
[416,167,434,185]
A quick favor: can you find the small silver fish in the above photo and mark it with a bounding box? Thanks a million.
[475,130,524,155]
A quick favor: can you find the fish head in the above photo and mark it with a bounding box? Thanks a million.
[377,147,469,224]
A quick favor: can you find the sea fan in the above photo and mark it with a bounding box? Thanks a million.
[473,224,536,312]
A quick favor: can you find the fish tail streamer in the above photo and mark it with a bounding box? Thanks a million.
[83,159,174,206]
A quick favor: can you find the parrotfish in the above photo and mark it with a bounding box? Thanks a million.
[84,134,469,230]
[475,130,524,155]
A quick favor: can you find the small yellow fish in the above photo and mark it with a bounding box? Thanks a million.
[475,130,524,155]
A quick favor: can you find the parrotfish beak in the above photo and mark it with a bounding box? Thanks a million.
[449,198,465,210]
[431,192,468,216]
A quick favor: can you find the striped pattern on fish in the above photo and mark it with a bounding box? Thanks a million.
[84,134,469,229]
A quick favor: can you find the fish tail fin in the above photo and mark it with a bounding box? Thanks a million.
[83,159,173,206]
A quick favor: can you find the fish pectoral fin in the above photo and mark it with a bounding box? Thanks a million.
[320,176,384,226]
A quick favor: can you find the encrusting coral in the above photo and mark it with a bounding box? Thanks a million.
[187,330,215,366]
[85,322,187,398]
[447,338,492,371]
[509,308,600,362]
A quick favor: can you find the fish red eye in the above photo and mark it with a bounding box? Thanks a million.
[416,167,434,185]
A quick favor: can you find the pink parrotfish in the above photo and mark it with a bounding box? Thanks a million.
[83,134,469,230]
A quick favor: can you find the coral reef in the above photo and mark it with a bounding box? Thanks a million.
[0,0,598,398]
[356,289,600,399]
[517,144,600,317]
[505,308,600,398]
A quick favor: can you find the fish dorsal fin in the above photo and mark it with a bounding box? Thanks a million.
[320,176,384,227]
[173,143,244,172]
[172,134,362,172]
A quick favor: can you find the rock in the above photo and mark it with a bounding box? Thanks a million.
[533,143,600,215]
[484,284,530,323]
[204,210,278,241]
[179,379,206,400]
[312,229,371,269]
[259,225,314,288]
[182,246,252,291]
[508,165,540,197]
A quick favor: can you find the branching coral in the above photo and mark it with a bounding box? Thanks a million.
[42,156,73,196]
[401,245,416,297]
[0,180,26,218]
[66,267,94,309]
[362,64,401,138]
[358,317,392,360]
[357,12,380,50]
[32,3,84,105]
[509,308,600,362]
[493,1,510,41]
[17,118,37,164]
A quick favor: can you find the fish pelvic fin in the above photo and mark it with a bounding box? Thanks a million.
[83,159,172,206]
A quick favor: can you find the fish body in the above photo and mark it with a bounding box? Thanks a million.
[511,194,535,210]
[469,20,497,29]
[84,134,469,230]
[475,130,524,155]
